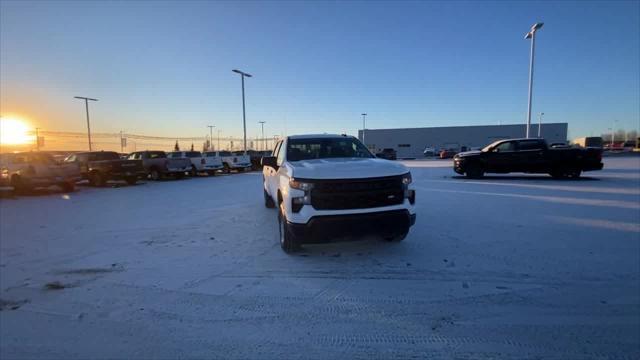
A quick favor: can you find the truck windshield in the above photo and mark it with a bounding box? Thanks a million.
[89,152,120,161]
[286,137,373,161]
[481,140,504,152]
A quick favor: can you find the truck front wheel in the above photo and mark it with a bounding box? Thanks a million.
[264,189,275,208]
[465,165,484,179]
[278,205,300,253]
[89,171,106,187]
[384,227,409,242]
[125,176,137,185]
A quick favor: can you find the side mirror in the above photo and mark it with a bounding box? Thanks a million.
[261,156,277,168]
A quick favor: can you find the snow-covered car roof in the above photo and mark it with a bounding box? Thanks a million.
[287,134,353,140]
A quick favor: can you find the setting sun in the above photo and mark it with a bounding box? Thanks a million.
[0,117,32,145]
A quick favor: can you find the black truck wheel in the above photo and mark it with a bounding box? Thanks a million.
[384,230,408,242]
[60,181,75,192]
[465,164,484,179]
[149,168,161,181]
[11,175,30,195]
[125,176,138,185]
[89,171,106,187]
[264,189,275,208]
[278,205,300,253]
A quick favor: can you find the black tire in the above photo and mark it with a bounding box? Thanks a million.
[549,169,565,179]
[90,171,106,187]
[264,189,275,208]
[175,172,185,180]
[465,165,484,179]
[190,166,197,177]
[384,229,409,242]
[11,175,30,195]
[149,168,161,181]
[223,163,231,174]
[60,181,75,193]
[125,176,137,185]
[278,205,300,253]
[568,169,582,179]
[207,170,216,176]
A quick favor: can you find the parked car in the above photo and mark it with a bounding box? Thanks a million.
[0,152,81,193]
[262,134,416,253]
[453,138,604,179]
[126,151,192,180]
[246,150,270,170]
[376,148,397,160]
[200,151,225,175]
[423,147,437,157]
[205,151,251,173]
[439,149,458,159]
[168,151,222,176]
[64,151,145,186]
[571,137,603,149]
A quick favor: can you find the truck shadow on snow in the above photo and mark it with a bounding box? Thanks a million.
[450,175,601,182]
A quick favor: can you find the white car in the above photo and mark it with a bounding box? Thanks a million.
[168,151,223,176]
[207,151,251,173]
[262,134,416,253]
[423,147,436,157]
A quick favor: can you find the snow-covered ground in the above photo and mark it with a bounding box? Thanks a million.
[1,157,639,359]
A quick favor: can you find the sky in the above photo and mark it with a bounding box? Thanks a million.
[1,0,639,140]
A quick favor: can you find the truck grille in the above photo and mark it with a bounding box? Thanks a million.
[310,176,404,210]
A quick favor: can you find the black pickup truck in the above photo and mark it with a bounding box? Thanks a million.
[453,138,603,179]
[65,151,146,186]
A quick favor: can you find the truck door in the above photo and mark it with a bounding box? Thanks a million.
[486,140,518,173]
[515,140,547,173]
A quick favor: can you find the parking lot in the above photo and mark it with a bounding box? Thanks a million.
[1,157,639,359]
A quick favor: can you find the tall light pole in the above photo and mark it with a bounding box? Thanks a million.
[232,69,252,153]
[537,112,545,138]
[361,113,367,145]
[524,22,543,139]
[74,96,98,151]
[217,129,221,151]
[258,121,266,151]
[35,127,40,151]
[207,125,215,150]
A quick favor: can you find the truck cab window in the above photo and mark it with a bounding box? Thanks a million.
[495,141,516,152]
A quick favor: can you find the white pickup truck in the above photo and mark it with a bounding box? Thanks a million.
[262,134,416,253]
[207,151,251,173]
[168,151,223,176]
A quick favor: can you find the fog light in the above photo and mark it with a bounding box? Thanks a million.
[405,189,415,205]
[291,195,311,213]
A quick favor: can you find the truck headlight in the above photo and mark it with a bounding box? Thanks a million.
[289,178,314,191]
[402,172,412,186]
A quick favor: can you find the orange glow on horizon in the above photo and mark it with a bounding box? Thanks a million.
[0,116,33,145]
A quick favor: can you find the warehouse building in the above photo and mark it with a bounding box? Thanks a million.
[358,123,568,158]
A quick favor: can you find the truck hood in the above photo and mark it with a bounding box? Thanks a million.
[455,150,483,158]
[288,158,409,180]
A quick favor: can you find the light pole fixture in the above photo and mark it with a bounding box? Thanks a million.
[74,96,98,151]
[207,125,215,150]
[35,127,40,151]
[361,113,367,145]
[232,69,252,153]
[524,22,543,138]
[258,121,266,151]
[217,129,222,151]
[537,112,544,138]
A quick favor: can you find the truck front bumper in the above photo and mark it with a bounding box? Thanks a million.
[229,163,251,169]
[584,162,604,172]
[110,171,147,180]
[286,209,415,244]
